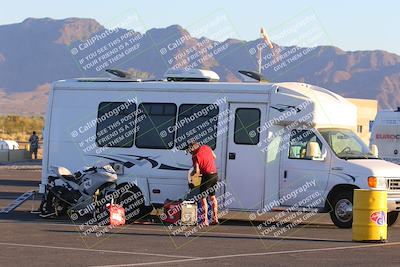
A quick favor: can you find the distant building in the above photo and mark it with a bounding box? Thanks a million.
[347,98,378,146]
[0,140,19,150]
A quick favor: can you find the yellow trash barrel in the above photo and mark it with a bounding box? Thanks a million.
[352,189,387,242]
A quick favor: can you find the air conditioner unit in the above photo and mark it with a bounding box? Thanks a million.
[163,68,220,82]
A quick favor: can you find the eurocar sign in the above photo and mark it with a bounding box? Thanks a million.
[376,134,400,140]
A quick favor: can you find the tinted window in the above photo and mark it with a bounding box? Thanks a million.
[135,103,177,149]
[234,108,260,145]
[175,104,219,149]
[96,101,137,147]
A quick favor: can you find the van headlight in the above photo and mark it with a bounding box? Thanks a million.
[368,176,387,189]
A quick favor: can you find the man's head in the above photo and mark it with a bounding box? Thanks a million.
[32,131,36,135]
[185,140,200,155]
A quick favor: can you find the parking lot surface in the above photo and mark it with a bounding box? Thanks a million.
[1,169,399,267]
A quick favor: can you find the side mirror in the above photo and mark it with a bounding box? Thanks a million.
[371,144,379,157]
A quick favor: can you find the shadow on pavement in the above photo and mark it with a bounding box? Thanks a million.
[0,179,39,187]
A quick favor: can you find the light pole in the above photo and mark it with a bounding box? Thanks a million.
[258,27,274,74]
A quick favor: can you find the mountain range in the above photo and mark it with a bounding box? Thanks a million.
[0,17,399,115]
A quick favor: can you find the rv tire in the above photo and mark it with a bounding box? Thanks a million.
[329,190,353,228]
[388,211,399,226]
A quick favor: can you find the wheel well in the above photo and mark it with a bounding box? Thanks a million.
[324,184,359,212]
[116,182,146,202]
[117,182,141,192]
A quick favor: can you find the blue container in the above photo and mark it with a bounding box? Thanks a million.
[197,199,212,224]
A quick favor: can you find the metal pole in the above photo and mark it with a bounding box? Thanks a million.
[258,46,262,74]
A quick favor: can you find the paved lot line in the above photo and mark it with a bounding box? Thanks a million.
[0,242,197,259]
[91,242,400,267]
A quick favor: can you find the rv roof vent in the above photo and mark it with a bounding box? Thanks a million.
[163,68,220,82]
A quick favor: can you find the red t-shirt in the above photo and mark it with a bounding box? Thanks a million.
[192,145,217,175]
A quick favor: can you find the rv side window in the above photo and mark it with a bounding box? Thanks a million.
[175,104,219,149]
[96,101,137,147]
[289,130,322,159]
[135,103,177,149]
[234,108,261,145]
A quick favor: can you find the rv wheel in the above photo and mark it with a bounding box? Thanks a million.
[388,211,399,226]
[116,184,148,224]
[329,190,354,228]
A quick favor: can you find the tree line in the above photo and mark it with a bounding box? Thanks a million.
[0,115,44,142]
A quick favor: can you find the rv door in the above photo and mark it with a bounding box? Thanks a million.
[279,129,330,207]
[225,103,268,210]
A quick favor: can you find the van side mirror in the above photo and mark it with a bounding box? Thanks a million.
[306,141,325,160]
[371,144,379,157]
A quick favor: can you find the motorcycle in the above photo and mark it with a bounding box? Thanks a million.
[39,164,118,220]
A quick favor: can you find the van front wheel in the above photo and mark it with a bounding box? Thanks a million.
[329,190,353,228]
[387,211,399,226]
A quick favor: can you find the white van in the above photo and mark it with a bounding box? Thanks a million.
[370,108,400,165]
[40,69,400,228]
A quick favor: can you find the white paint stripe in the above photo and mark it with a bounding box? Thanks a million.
[90,242,400,267]
[0,242,196,259]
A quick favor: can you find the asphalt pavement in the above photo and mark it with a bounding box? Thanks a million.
[0,169,399,267]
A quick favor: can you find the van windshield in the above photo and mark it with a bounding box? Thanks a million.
[318,128,378,160]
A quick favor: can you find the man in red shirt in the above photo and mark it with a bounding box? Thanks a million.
[187,141,219,226]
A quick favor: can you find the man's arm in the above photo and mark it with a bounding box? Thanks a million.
[191,163,200,176]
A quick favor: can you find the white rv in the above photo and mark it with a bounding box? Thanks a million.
[40,69,400,228]
[370,108,400,165]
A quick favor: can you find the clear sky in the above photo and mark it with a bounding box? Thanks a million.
[1,0,399,55]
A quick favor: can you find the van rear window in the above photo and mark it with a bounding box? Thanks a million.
[175,104,219,150]
[135,103,177,149]
[96,101,137,147]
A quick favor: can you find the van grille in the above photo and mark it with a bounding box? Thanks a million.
[387,179,400,190]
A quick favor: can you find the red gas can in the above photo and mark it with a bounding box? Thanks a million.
[107,203,126,226]
[163,199,182,224]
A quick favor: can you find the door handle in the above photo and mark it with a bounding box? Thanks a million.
[331,167,343,171]
[229,153,236,160]
[284,170,287,179]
